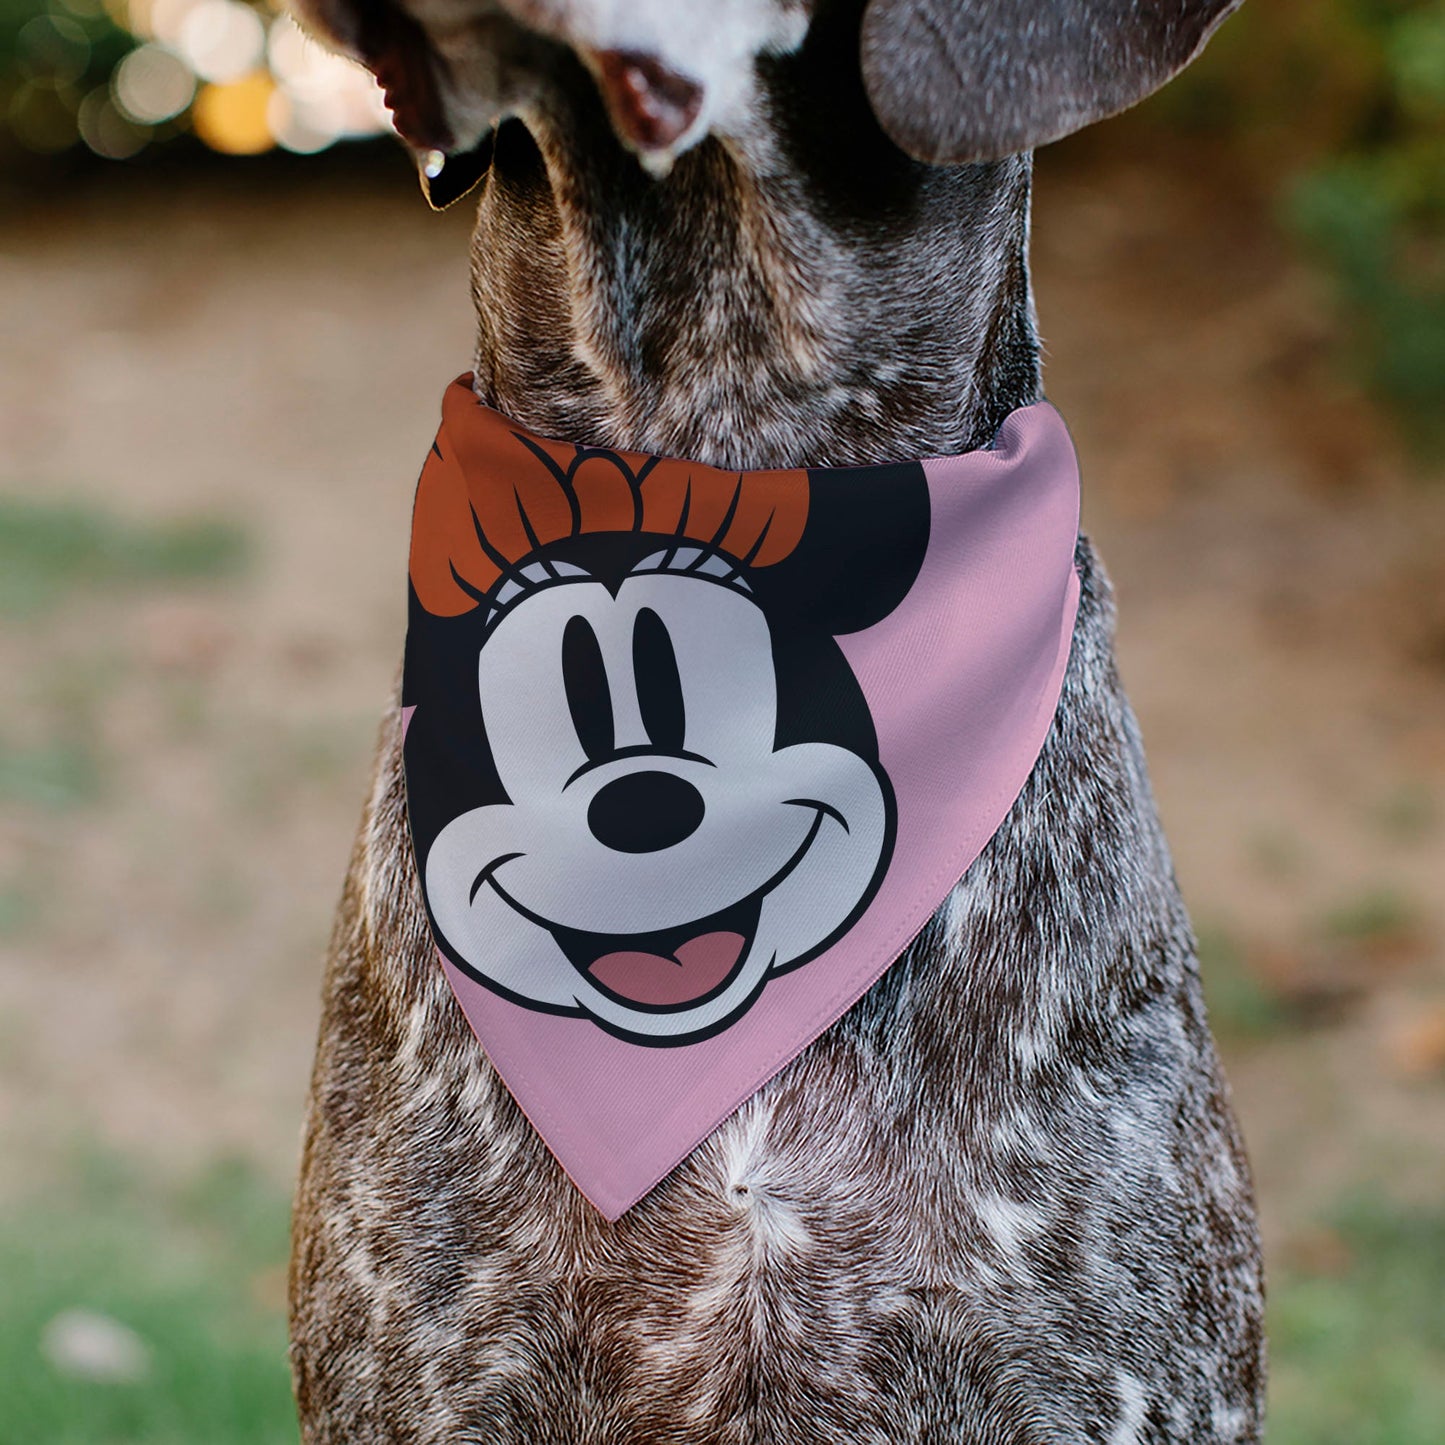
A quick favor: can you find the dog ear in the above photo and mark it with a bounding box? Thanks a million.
[758,461,931,637]
[860,0,1244,165]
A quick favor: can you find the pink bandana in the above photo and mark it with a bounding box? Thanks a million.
[402,376,1081,1217]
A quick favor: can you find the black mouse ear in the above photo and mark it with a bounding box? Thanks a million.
[759,461,930,636]
[402,590,508,859]
[860,0,1244,165]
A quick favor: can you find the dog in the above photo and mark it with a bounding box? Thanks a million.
[287,2,1266,1441]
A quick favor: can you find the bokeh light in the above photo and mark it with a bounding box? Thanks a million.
[112,43,193,124]
[3,0,394,160]
[77,84,149,156]
[191,69,272,153]
[9,76,80,153]
[175,0,265,85]
[18,13,92,85]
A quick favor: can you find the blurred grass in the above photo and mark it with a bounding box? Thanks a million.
[0,883,35,935]
[1198,924,1291,1040]
[1324,887,1423,948]
[0,1153,297,1445]
[1374,783,1440,844]
[0,495,248,619]
[1270,1198,1445,1445]
[0,737,103,810]
[0,496,250,832]
[1199,878,1432,1044]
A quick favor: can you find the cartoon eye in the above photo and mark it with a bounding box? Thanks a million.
[562,615,614,763]
[632,606,685,754]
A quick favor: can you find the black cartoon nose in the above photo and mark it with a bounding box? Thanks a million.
[588,771,705,853]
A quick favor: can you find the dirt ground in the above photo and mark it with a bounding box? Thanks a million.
[1,141,1442,1266]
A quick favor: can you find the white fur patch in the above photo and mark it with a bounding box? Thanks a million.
[975,1192,1046,1262]
[1109,1370,1149,1445]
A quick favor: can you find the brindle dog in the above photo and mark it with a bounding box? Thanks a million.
[286,2,1265,1440]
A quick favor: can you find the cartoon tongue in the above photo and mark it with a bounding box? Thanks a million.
[588,932,746,1007]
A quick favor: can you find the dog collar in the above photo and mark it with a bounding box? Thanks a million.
[402,376,1081,1217]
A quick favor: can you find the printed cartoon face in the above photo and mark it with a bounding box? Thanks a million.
[422,546,891,1043]
[403,391,931,1045]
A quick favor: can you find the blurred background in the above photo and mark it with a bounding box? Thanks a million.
[1,1,1442,1440]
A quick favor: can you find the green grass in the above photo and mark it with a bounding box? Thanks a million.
[1269,1197,1445,1445]
[0,882,37,936]
[0,737,104,811]
[1373,784,1439,844]
[1197,924,1289,1040]
[1322,888,1422,948]
[0,496,248,619]
[0,1154,298,1445]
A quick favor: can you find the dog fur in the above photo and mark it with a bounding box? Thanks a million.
[287,2,1266,1440]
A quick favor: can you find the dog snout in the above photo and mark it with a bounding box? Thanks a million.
[588,771,705,853]
[592,50,704,153]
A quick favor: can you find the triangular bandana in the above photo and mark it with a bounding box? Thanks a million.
[402,375,1081,1218]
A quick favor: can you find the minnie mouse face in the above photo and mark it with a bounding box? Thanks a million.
[420,540,892,1044]
[404,402,932,1046]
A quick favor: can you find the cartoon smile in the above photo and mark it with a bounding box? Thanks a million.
[523,884,759,1009]
[478,801,833,1011]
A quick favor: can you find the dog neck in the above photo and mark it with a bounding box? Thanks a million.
[464,25,1041,472]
